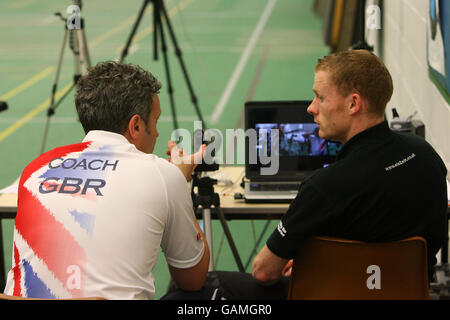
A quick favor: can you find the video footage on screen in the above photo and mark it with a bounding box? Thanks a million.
[255,123,342,158]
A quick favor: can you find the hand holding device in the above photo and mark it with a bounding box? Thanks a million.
[166,140,206,181]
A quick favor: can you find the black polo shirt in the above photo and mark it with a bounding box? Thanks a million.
[267,121,448,276]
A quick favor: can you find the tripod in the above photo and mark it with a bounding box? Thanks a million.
[40,3,91,155]
[192,174,245,272]
[119,0,206,134]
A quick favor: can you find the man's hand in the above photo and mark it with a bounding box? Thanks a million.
[166,140,206,181]
[252,245,288,285]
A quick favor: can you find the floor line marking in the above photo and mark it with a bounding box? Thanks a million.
[210,0,277,125]
[0,67,54,101]
[0,82,73,142]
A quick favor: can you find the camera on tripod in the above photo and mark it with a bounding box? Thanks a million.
[40,0,91,155]
[189,129,245,272]
[193,128,219,173]
[0,101,8,113]
[190,128,220,206]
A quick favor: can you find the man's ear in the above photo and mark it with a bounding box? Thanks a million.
[348,93,362,116]
[126,114,143,140]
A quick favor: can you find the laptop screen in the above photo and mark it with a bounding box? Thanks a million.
[245,101,342,181]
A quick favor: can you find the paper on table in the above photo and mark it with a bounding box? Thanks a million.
[0,178,19,195]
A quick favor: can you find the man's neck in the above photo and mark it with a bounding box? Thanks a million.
[342,116,385,144]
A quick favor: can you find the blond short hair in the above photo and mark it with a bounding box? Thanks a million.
[315,50,393,117]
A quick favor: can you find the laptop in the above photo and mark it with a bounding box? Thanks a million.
[243,101,342,203]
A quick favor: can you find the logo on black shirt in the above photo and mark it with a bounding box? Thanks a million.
[385,153,416,172]
[277,221,287,237]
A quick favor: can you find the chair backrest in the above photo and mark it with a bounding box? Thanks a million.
[0,293,106,300]
[288,236,429,300]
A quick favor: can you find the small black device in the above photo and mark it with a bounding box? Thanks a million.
[0,101,8,112]
[193,128,219,173]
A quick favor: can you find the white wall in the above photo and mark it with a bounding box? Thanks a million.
[375,0,450,176]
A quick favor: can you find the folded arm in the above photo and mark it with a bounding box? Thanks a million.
[252,245,289,285]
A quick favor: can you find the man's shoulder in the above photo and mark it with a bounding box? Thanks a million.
[310,158,349,180]
[393,132,446,168]
[113,150,186,186]
[21,142,92,178]
[303,161,348,194]
[37,142,92,162]
[148,156,187,184]
[393,131,430,149]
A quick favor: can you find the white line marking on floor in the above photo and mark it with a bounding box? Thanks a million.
[209,0,277,125]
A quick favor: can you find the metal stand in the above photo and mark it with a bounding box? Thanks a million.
[192,174,245,272]
[119,0,206,133]
[40,6,91,155]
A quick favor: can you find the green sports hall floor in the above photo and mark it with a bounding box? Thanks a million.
[0,0,328,298]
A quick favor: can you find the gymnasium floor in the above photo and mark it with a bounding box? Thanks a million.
[0,0,328,298]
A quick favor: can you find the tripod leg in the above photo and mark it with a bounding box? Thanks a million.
[51,28,69,103]
[41,85,77,155]
[120,0,149,62]
[215,207,245,272]
[158,0,206,128]
[40,27,69,155]
[157,13,179,132]
[76,21,92,73]
[202,207,214,271]
[153,0,159,60]
[71,28,82,82]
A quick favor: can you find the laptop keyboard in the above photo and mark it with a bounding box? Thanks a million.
[250,183,301,192]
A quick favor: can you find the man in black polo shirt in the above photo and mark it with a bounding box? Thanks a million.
[208,50,447,300]
[251,49,448,288]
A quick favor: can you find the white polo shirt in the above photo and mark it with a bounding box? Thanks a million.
[4,130,204,299]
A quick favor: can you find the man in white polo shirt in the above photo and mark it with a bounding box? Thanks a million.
[4,61,209,299]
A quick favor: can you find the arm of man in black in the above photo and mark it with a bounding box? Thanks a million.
[252,179,335,284]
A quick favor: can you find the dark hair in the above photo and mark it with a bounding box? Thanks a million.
[75,61,162,134]
[315,50,393,117]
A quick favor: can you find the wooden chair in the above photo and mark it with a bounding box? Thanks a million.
[0,293,106,300]
[288,236,429,300]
